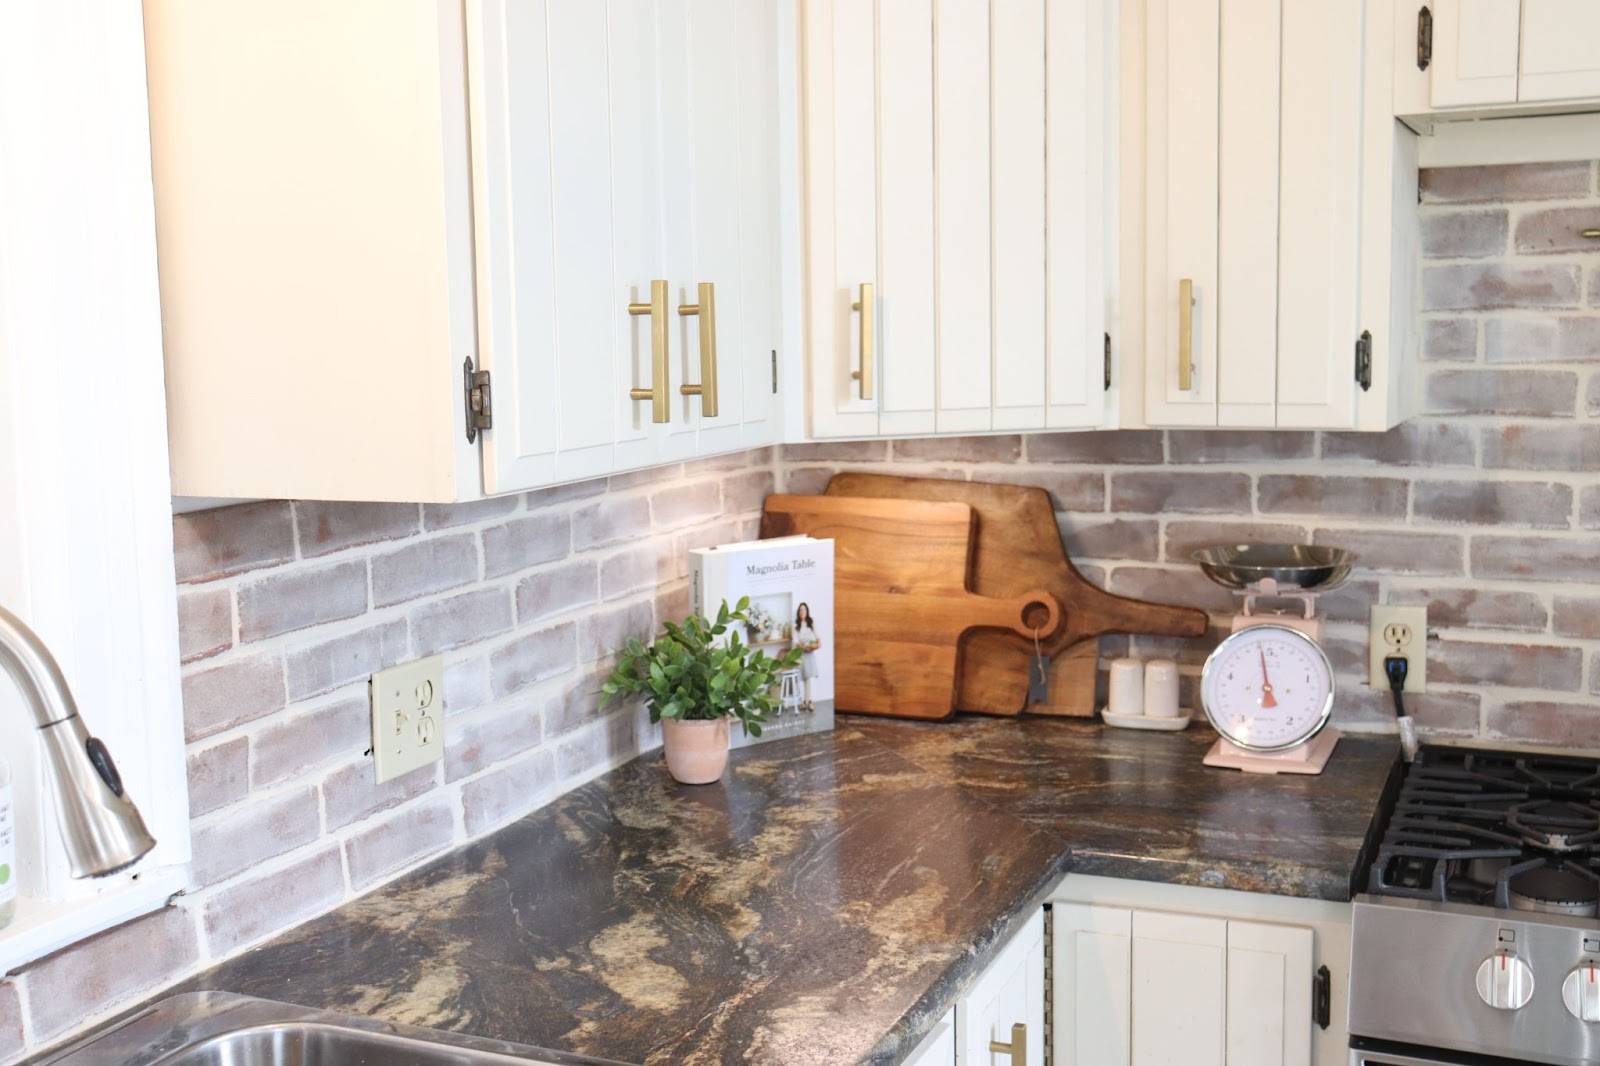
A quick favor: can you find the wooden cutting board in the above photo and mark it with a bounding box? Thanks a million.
[825,473,1209,717]
[759,494,1063,719]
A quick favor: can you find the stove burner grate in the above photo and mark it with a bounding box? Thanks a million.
[1366,746,1600,907]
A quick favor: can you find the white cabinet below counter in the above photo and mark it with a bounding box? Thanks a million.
[145,0,782,504]
[1051,875,1351,1066]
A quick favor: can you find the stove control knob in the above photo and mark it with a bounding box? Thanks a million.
[1563,963,1600,1022]
[1476,951,1535,1010]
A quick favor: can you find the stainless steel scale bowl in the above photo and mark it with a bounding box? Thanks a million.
[1190,543,1355,593]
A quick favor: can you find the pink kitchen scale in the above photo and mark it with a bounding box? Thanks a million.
[1191,544,1358,776]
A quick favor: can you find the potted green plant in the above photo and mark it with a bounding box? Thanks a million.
[601,597,801,784]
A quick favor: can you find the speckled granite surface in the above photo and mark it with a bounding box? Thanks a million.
[187,718,1396,1065]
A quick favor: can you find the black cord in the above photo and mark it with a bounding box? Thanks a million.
[1384,654,1410,717]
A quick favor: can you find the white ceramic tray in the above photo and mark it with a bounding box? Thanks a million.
[1099,708,1193,731]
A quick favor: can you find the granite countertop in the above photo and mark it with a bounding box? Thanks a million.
[190,717,1397,1065]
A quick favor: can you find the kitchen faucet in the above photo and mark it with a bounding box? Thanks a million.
[0,604,154,879]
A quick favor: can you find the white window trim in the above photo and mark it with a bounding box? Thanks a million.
[0,1,192,974]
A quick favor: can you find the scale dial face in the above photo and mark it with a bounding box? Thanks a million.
[1199,624,1335,752]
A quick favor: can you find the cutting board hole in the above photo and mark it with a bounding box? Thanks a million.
[1021,601,1052,631]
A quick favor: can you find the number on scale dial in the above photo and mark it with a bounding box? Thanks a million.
[1199,625,1334,751]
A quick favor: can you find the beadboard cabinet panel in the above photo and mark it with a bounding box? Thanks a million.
[1137,0,1417,432]
[801,0,1115,441]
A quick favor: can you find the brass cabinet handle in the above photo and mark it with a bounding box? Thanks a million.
[850,281,874,401]
[989,1022,1026,1066]
[1178,277,1195,392]
[677,281,719,418]
[627,280,670,423]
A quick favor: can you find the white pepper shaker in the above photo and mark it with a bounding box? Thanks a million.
[1144,659,1181,718]
[1108,657,1144,717]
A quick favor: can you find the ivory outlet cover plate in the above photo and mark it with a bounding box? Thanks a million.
[370,654,445,783]
[1368,606,1427,693]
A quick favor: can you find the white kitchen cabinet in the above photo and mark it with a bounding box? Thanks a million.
[801,0,1116,441]
[957,908,1046,1066]
[1409,0,1600,114]
[1052,877,1344,1066]
[1517,0,1600,102]
[1138,0,1419,431]
[1428,0,1523,107]
[146,0,781,504]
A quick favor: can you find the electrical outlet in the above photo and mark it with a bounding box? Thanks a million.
[370,655,444,783]
[1368,606,1427,693]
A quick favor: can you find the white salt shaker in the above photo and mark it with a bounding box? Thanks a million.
[1108,657,1144,717]
[1144,659,1181,718]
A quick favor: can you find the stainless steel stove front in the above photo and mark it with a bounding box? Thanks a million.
[1350,896,1600,1066]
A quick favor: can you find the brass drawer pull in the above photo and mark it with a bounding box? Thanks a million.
[989,1022,1026,1066]
[627,279,670,423]
[851,281,874,401]
[678,281,719,418]
[1178,277,1195,392]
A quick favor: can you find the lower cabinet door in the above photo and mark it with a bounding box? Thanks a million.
[1225,920,1313,1066]
[1053,904,1315,1066]
[958,909,1045,1065]
[1054,903,1133,1066]
[1131,911,1227,1066]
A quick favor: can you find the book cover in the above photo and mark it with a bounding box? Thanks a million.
[689,535,835,749]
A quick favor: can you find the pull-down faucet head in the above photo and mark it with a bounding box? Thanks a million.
[0,604,155,879]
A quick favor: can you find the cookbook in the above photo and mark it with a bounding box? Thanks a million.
[689,535,835,749]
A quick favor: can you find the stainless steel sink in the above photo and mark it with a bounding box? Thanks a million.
[35,992,631,1066]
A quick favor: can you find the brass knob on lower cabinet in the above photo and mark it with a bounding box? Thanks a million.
[627,280,670,424]
[678,281,719,418]
[989,1022,1027,1066]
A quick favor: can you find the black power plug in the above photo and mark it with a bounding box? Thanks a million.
[1384,653,1418,762]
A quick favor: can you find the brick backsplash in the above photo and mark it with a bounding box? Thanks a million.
[0,449,773,1061]
[781,161,1600,751]
[4,161,1598,1063]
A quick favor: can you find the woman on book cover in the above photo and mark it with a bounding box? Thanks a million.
[794,602,821,712]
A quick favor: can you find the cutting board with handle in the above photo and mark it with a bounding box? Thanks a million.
[759,494,1063,719]
[825,473,1209,717]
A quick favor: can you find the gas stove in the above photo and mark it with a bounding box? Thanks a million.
[1350,746,1600,1065]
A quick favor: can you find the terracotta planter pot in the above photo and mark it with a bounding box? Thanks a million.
[661,717,731,785]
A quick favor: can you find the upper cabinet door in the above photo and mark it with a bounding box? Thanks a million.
[472,0,783,492]
[1430,0,1522,107]
[1141,0,1395,432]
[804,0,892,439]
[801,0,1113,441]
[1518,0,1600,101]
[1144,0,1220,426]
[470,0,666,492]
[1273,0,1364,429]
[1046,0,1115,429]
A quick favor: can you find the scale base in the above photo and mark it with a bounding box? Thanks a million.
[1203,728,1341,775]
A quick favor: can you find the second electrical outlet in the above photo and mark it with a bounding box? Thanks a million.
[370,654,445,783]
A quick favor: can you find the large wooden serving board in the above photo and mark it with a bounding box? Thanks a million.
[759,495,1062,719]
[826,473,1209,717]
